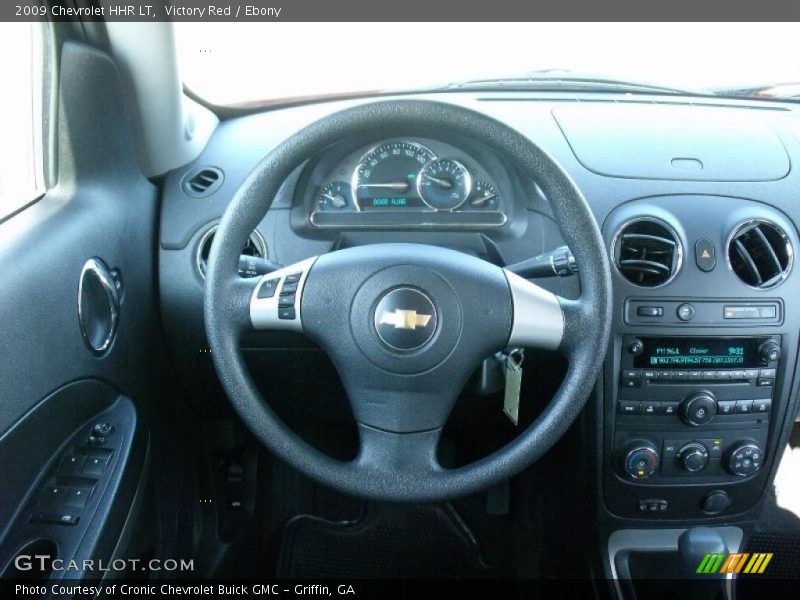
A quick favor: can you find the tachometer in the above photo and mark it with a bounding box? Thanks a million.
[417,158,472,210]
[352,141,435,211]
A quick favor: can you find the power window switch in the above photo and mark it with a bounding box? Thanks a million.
[40,486,69,507]
[64,485,94,509]
[31,512,79,526]
[82,454,111,477]
[58,454,86,476]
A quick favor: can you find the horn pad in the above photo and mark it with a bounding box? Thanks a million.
[350,265,462,375]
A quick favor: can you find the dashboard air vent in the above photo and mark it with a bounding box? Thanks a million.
[197,226,267,279]
[613,218,682,287]
[183,167,224,197]
[727,221,792,289]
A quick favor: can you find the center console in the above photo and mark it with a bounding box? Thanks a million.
[601,196,800,522]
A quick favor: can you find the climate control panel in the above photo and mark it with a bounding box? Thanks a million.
[616,434,766,482]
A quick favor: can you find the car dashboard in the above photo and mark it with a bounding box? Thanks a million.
[158,91,800,579]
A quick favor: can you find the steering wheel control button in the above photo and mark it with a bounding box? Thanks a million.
[257,278,279,299]
[676,303,695,321]
[278,294,296,307]
[280,281,298,294]
[284,272,302,284]
[695,238,716,272]
[278,307,296,320]
[374,287,437,351]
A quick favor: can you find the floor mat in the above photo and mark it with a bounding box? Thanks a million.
[737,496,800,599]
[276,503,489,578]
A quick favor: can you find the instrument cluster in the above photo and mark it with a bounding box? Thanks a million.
[306,138,508,227]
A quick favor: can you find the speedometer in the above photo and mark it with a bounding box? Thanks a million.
[352,141,435,211]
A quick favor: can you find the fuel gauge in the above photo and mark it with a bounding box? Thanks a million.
[466,181,500,210]
[316,181,352,211]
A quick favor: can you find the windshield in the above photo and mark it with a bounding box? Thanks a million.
[175,23,800,106]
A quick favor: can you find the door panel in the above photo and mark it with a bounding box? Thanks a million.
[0,39,165,579]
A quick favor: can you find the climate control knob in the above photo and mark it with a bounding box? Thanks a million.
[726,441,764,477]
[677,442,709,472]
[622,441,659,480]
[681,391,717,426]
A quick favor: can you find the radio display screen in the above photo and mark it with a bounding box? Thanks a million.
[633,337,760,369]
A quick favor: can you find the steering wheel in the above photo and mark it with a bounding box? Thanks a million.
[204,100,611,502]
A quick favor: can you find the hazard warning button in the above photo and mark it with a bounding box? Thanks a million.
[695,238,716,272]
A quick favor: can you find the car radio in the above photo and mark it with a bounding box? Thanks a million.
[613,335,781,484]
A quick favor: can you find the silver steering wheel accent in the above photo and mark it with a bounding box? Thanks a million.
[250,256,317,331]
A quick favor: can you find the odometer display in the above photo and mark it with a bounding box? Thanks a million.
[352,141,435,211]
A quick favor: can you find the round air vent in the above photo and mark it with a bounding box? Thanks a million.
[612,217,682,287]
[197,226,267,279]
[727,220,793,289]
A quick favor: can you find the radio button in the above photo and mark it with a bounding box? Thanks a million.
[731,370,747,379]
[735,400,754,414]
[681,392,717,426]
[718,401,736,415]
[659,402,679,416]
[622,370,640,379]
[758,379,774,387]
[677,303,696,321]
[643,370,657,379]
[702,371,717,380]
[689,371,703,380]
[637,306,664,317]
[619,401,641,415]
[744,369,759,379]
[753,399,771,413]
[622,379,641,389]
[759,368,776,379]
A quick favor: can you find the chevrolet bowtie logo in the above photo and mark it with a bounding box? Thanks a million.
[378,309,432,330]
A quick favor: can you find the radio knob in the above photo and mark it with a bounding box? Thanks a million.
[621,441,659,480]
[681,391,717,426]
[677,442,709,472]
[759,340,781,364]
[726,441,764,477]
[628,339,644,356]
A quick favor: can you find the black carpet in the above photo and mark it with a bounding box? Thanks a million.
[276,503,488,578]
